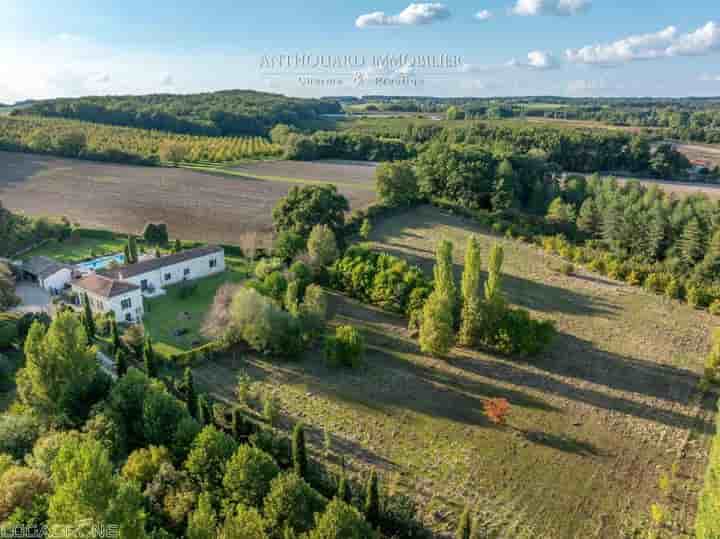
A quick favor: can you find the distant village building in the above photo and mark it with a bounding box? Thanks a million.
[72,245,225,322]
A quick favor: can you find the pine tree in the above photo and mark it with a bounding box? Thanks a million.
[433,240,457,323]
[143,336,157,378]
[679,218,705,266]
[364,470,380,527]
[456,506,472,539]
[646,208,667,261]
[576,198,600,237]
[337,472,351,504]
[197,394,212,426]
[292,423,308,479]
[114,348,128,377]
[459,235,482,347]
[110,318,121,355]
[183,367,197,419]
[82,293,95,340]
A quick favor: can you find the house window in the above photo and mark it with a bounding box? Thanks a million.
[209,258,217,268]
[183,268,191,277]
[125,313,132,322]
[121,298,132,310]
[164,273,172,281]
[141,279,148,291]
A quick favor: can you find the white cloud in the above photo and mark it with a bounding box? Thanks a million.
[565,26,676,66]
[512,0,590,16]
[700,73,720,82]
[355,3,450,28]
[474,9,493,21]
[160,73,174,86]
[566,21,720,67]
[509,50,559,70]
[667,21,720,56]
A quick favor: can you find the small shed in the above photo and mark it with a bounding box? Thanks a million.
[22,256,74,293]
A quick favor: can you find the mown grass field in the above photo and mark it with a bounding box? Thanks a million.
[20,236,129,263]
[193,205,715,538]
[143,265,249,356]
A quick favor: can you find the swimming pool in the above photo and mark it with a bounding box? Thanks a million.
[75,253,126,273]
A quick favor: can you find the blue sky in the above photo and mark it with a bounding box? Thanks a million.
[1,0,719,102]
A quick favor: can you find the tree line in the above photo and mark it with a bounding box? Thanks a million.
[14,89,342,136]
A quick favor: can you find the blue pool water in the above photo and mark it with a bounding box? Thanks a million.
[75,253,125,272]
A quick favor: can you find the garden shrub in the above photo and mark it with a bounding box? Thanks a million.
[665,277,683,300]
[491,308,557,358]
[0,414,42,460]
[687,283,712,309]
[309,499,374,539]
[323,325,364,368]
[710,300,720,316]
[263,472,327,536]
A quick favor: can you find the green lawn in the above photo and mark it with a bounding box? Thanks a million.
[22,236,128,263]
[143,264,249,357]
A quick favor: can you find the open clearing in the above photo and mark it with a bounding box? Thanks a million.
[194,205,714,538]
[0,152,376,244]
[226,159,378,186]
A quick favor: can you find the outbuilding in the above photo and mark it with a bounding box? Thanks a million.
[21,256,74,294]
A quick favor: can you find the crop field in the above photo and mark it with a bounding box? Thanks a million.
[226,159,378,186]
[193,205,714,538]
[0,152,376,244]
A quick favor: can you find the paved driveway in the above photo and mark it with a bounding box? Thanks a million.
[13,283,51,314]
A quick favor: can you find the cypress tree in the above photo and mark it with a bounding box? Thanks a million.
[292,423,308,479]
[115,348,128,377]
[231,407,243,438]
[129,236,139,264]
[337,472,352,504]
[144,336,157,378]
[433,240,457,323]
[364,470,380,527]
[481,244,506,344]
[173,238,182,253]
[197,394,211,426]
[110,318,121,355]
[82,293,95,340]
[123,243,131,264]
[183,367,197,418]
[456,506,472,539]
[459,235,482,347]
[419,291,455,357]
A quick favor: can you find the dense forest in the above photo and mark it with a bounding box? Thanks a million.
[13,90,342,136]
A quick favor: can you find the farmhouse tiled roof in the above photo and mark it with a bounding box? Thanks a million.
[101,245,223,280]
[24,256,73,280]
[72,273,139,298]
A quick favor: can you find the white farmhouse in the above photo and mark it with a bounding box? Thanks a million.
[71,273,144,323]
[72,245,225,322]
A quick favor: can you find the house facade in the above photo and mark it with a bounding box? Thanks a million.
[71,273,144,323]
[71,246,225,322]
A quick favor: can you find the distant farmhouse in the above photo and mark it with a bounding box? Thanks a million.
[72,246,225,322]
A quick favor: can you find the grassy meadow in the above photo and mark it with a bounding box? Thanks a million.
[192,205,715,538]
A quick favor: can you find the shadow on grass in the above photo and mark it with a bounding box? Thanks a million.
[329,292,711,433]
[519,429,603,457]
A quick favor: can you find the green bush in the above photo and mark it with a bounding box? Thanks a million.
[309,498,374,539]
[0,414,42,460]
[710,300,720,316]
[0,313,20,348]
[687,283,712,309]
[223,445,280,508]
[491,309,557,358]
[263,472,327,536]
[323,325,365,368]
